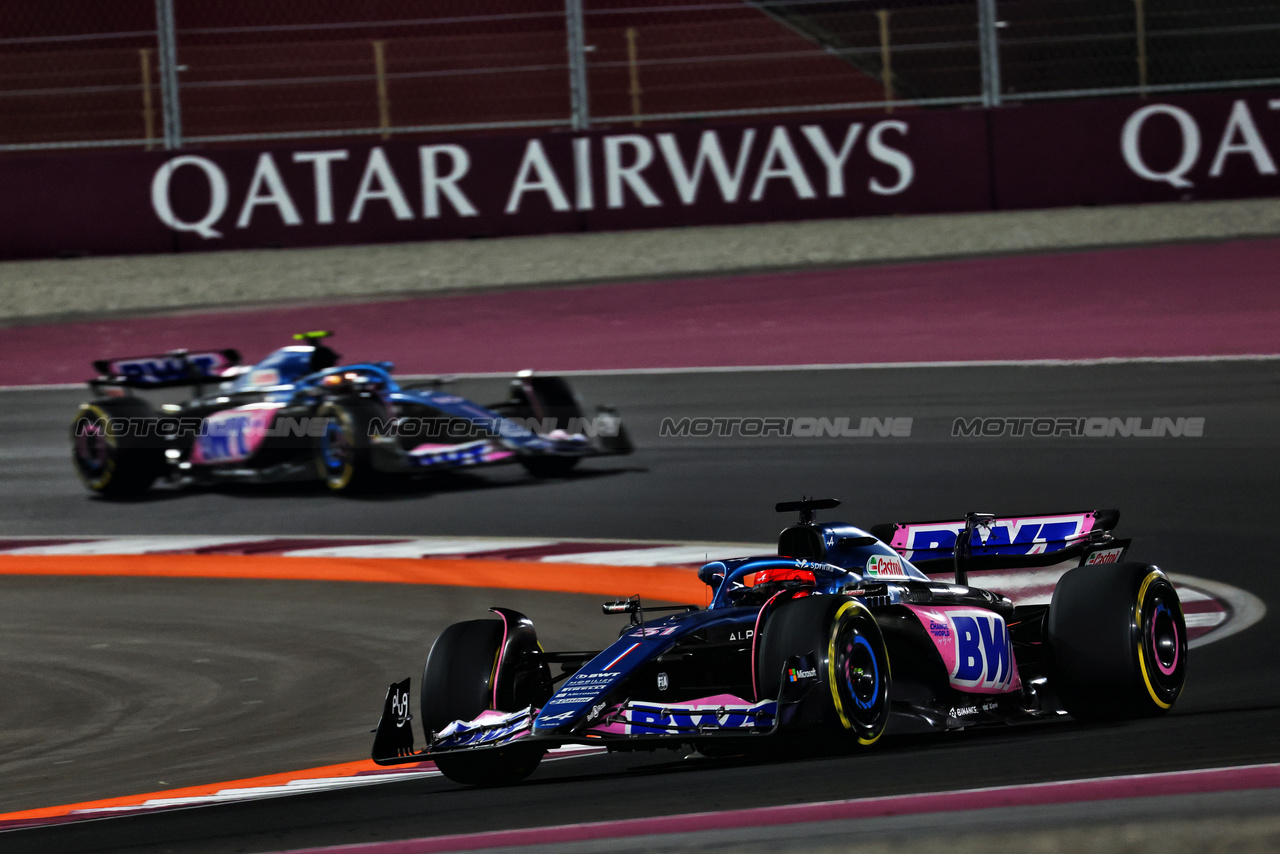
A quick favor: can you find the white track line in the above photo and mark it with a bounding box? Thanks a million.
[424,353,1280,379]
[550,545,771,566]
[281,538,556,558]
[2,535,277,555]
[1173,572,1269,649]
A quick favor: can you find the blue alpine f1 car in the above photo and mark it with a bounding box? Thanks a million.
[70,332,631,497]
[372,499,1187,785]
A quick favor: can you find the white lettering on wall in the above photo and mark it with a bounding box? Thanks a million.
[348,147,413,222]
[573,136,594,211]
[505,140,570,213]
[1121,104,1201,188]
[418,145,477,218]
[867,121,914,195]
[801,124,863,197]
[151,118,927,238]
[750,126,816,201]
[1209,100,1277,177]
[151,155,228,239]
[291,150,347,224]
[236,153,301,228]
[604,135,662,209]
[657,129,756,204]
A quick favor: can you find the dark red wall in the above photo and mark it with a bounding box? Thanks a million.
[2,88,1277,261]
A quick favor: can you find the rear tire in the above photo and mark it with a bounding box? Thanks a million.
[756,594,891,746]
[420,619,545,786]
[1048,562,1187,721]
[70,399,164,498]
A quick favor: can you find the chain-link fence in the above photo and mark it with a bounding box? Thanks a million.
[997,0,1280,100]
[579,0,934,126]
[1,0,159,149]
[172,1,572,144]
[3,0,1280,151]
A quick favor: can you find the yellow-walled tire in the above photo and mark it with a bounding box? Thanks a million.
[313,399,385,493]
[1048,562,1187,720]
[756,594,891,746]
[69,399,164,498]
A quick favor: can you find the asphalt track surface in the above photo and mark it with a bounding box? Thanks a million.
[2,360,1279,852]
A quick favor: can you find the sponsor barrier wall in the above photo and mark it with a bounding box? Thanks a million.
[3,88,1277,261]
[993,92,1280,209]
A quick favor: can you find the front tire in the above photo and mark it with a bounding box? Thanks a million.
[70,399,164,498]
[432,744,544,787]
[519,455,579,478]
[313,399,384,492]
[420,619,545,786]
[1048,562,1187,721]
[756,594,891,746]
[503,376,585,479]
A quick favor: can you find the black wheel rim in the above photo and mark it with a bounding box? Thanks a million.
[832,617,885,734]
[73,417,109,474]
[320,415,351,474]
[1139,578,1186,702]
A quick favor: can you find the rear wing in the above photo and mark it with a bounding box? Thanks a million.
[90,349,240,391]
[869,509,1126,575]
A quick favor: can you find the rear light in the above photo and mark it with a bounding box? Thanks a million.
[320,372,384,392]
[753,568,816,586]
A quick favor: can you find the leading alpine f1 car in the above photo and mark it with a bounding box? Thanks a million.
[372,500,1187,785]
[70,332,631,497]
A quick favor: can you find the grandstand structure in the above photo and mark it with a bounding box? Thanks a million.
[2,0,1278,150]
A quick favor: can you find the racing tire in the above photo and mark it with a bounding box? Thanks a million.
[314,399,385,493]
[431,744,545,788]
[421,619,545,786]
[1047,562,1187,721]
[69,399,164,498]
[756,594,891,746]
[520,455,580,478]
[506,376,584,478]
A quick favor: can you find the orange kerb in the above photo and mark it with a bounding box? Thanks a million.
[0,553,705,602]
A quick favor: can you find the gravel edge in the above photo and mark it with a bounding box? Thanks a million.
[3,197,1279,325]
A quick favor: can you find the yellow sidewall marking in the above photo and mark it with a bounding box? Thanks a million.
[317,405,355,489]
[72,404,119,490]
[826,599,890,745]
[1136,570,1174,710]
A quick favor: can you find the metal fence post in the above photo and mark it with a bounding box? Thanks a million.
[877,9,894,111]
[139,48,156,149]
[373,40,392,139]
[1134,0,1149,95]
[155,0,183,149]
[626,27,643,127]
[976,0,1002,108]
[565,0,591,130]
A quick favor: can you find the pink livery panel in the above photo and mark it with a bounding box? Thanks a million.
[905,605,1022,695]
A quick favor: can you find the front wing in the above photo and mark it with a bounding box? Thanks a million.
[371,679,797,766]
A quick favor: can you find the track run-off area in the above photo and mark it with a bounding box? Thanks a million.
[0,236,1278,852]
